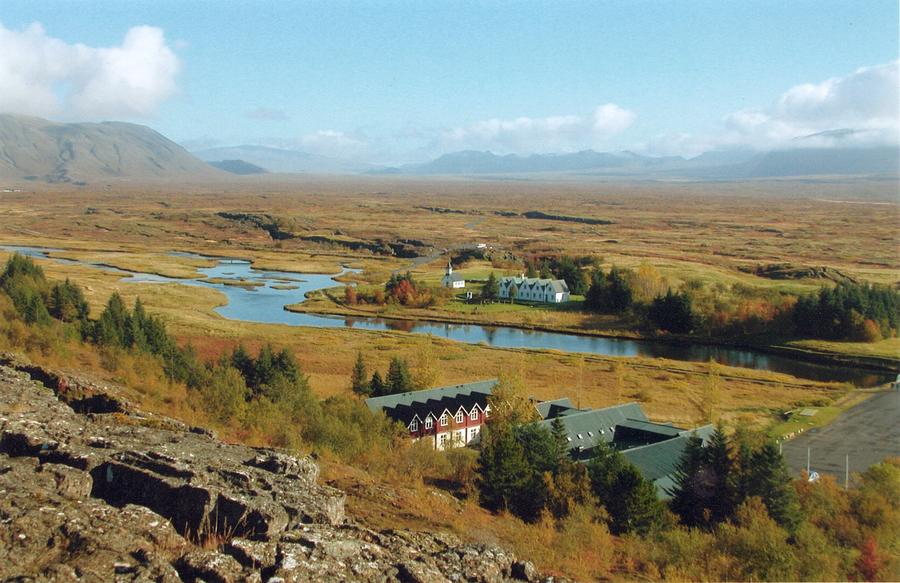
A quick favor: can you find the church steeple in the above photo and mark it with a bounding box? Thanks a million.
[446,259,453,275]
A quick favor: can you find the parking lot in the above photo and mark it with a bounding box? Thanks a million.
[782,389,900,483]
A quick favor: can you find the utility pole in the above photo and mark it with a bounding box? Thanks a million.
[806,447,810,474]
[845,453,849,490]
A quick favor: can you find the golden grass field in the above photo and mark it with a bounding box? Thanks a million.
[5,174,890,431]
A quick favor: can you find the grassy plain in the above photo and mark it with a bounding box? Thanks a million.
[0,177,895,426]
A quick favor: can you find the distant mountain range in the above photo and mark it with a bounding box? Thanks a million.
[191,145,373,174]
[0,114,895,183]
[208,159,267,175]
[0,114,222,184]
[377,146,899,179]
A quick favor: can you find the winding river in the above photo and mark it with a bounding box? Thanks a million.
[4,245,893,387]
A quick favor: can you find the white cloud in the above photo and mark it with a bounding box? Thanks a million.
[644,61,900,157]
[0,21,180,119]
[722,61,899,149]
[299,130,370,159]
[438,103,636,154]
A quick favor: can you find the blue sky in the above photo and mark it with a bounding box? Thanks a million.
[0,1,897,163]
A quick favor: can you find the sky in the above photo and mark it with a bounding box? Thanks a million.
[0,1,897,164]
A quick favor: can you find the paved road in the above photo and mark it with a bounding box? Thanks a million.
[782,390,900,483]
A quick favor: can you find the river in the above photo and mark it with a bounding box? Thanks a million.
[3,245,893,387]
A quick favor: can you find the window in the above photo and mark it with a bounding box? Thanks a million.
[440,414,448,427]
[425,417,433,429]
[438,434,449,448]
[455,411,464,424]
[566,437,573,442]
[410,419,418,432]
[470,409,478,421]
[577,433,583,440]
[587,431,593,437]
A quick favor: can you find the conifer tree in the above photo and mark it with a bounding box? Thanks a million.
[350,352,370,396]
[386,356,413,394]
[745,441,801,532]
[476,426,530,513]
[706,425,735,523]
[481,272,499,301]
[369,370,386,397]
[667,433,711,527]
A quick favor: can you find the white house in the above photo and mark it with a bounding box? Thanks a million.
[440,260,465,289]
[498,275,569,303]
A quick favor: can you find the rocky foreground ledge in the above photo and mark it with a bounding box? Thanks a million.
[0,355,544,582]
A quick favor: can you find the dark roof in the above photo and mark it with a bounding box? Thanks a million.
[365,379,496,413]
[535,397,576,419]
[386,391,491,425]
[537,402,648,452]
[621,425,715,498]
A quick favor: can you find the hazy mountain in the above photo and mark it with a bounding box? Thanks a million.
[0,114,222,183]
[381,146,898,179]
[384,149,686,175]
[209,159,267,175]
[191,145,373,174]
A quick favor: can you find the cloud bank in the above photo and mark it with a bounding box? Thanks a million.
[646,61,900,157]
[437,103,636,154]
[0,21,180,119]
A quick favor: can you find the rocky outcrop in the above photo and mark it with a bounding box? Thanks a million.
[0,358,544,582]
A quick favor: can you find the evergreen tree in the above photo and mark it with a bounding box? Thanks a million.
[350,352,370,396]
[706,425,736,523]
[369,370,386,397]
[386,356,413,394]
[550,416,569,464]
[230,344,255,387]
[744,441,801,532]
[48,278,89,323]
[648,290,695,333]
[666,433,711,527]
[481,272,499,302]
[476,426,530,513]
[588,440,666,534]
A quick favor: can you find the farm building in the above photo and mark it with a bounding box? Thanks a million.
[498,275,569,303]
[366,379,713,497]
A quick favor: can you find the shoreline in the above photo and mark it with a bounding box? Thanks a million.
[286,296,900,375]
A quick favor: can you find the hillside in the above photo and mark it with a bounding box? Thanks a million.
[192,145,373,174]
[0,114,223,184]
[0,354,540,582]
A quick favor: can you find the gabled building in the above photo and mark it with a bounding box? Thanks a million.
[367,378,712,498]
[498,275,569,303]
[440,261,465,289]
[534,397,714,497]
[365,380,496,450]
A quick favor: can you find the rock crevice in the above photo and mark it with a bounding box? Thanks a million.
[0,358,544,582]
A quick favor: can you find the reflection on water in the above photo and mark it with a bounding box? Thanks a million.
[2,245,893,387]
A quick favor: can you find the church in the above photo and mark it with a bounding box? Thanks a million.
[440,260,465,289]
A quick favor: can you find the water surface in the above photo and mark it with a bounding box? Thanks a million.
[3,245,892,387]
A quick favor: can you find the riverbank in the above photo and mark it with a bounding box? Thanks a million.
[288,288,900,375]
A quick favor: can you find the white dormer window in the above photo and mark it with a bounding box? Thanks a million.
[440,414,448,427]
[566,437,572,442]
[410,419,418,432]
[577,433,583,440]
[425,417,433,429]
[470,409,478,421]
[455,411,464,424]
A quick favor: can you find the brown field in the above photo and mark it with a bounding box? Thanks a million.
[4,175,885,430]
